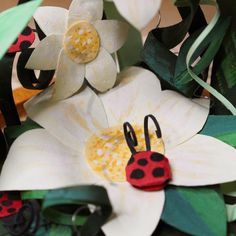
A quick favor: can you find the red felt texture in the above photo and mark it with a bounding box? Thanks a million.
[0,193,22,218]
[8,26,35,53]
[126,151,172,191]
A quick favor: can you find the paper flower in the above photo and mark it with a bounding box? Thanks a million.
[26,0,129,100]
[107,0,162,30]
[1,67,236,236]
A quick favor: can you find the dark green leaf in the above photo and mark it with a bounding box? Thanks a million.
[200,115,236,148]
[211,18,236,114]
[162,186,227,236]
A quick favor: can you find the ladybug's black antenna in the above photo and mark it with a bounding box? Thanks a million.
[123,122,138,154]
[144,114,162,151]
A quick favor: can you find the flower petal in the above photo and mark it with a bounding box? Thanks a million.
[26,34,63,70]
[0,129,99,190]
[85,47,117,92]
[100,66,161,126]
[112,0,161,30]
[168,134,236,186]
[102,182,165,236]
[34,6,67,36]
[154,90,209,149]
[101,67,209,148]
[25,86,108,151]
[93,20,129,54]
[53,50,85,100]
[68,0,103,26]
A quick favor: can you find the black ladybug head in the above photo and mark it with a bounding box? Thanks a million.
[123,115,172,191]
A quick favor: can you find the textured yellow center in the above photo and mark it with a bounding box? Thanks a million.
[85,126,165,182]
[63,21,100,63]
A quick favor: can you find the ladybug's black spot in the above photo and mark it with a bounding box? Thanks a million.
[130,169,145,179]
[127,156,135,165]
[20,41,31,50]
[0,206,2,212]
[22,27,32,36]
[7,208,16,214]
[138,158,148,166]
[0,193,4,198]
[152,168,164,177]
[151,153,164,162]
[2,200,12,206]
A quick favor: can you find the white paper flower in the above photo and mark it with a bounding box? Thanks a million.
[26,0,129,100]
[2,67,236,236]
[107,0,162,31]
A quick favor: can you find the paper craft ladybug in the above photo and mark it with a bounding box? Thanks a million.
[0,192,22,218]
[8,26,35,53]
[123,114,172,191]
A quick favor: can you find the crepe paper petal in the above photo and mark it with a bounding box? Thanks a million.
[112,0,161,31]
[100,67,162,126]
[85,47,117,92]
[25,86,108,151]
[162,187,227,236]
[34,6,67,36]
[167,134,236,186]
[26,34,63,70]
[53,50,85,100]
[104,2,143,70]
[102,182,165,236]
[225,204,236,222]
[93,20,129,54]
[68,0,103,26]
[0,129,99,191]
[155,90,209,149]
[0,0,42,60]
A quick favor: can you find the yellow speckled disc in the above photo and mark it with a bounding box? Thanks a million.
[85,125,165,182]
[63,21,100,63]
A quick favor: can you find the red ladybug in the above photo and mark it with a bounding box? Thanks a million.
[123,114,172,191]
[0,192,22,218]
[8,26,35,53]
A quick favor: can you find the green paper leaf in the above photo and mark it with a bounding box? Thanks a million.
[104,1,142,70]
[162,187,227,236]
[43,185,112,236]
[48,225,72,236]
[200,115,236,148]
[21,190,49,200]
[0,0,42,60]
[211,17,236,114]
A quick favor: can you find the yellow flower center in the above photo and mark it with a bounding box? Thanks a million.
[85,126,165,182]
[63,21,100,63]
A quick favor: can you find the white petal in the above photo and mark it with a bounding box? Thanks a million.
[112,0,161,30]
[0,129,99,191]
[100,66,162,125]
[168,134,236,186]
[93,20,129,53]
[85,47,117,92]
[26,34,63,70]
[53,50,85,100]
[25,86,108,151]
[154,91,209,149]
[34,6,67,36]
[102,182,164,236]
[68,0,103,26]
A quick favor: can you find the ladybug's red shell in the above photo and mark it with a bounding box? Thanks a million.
[126,151,171,191]
[0,193,22,218]
[8,26,35,53]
